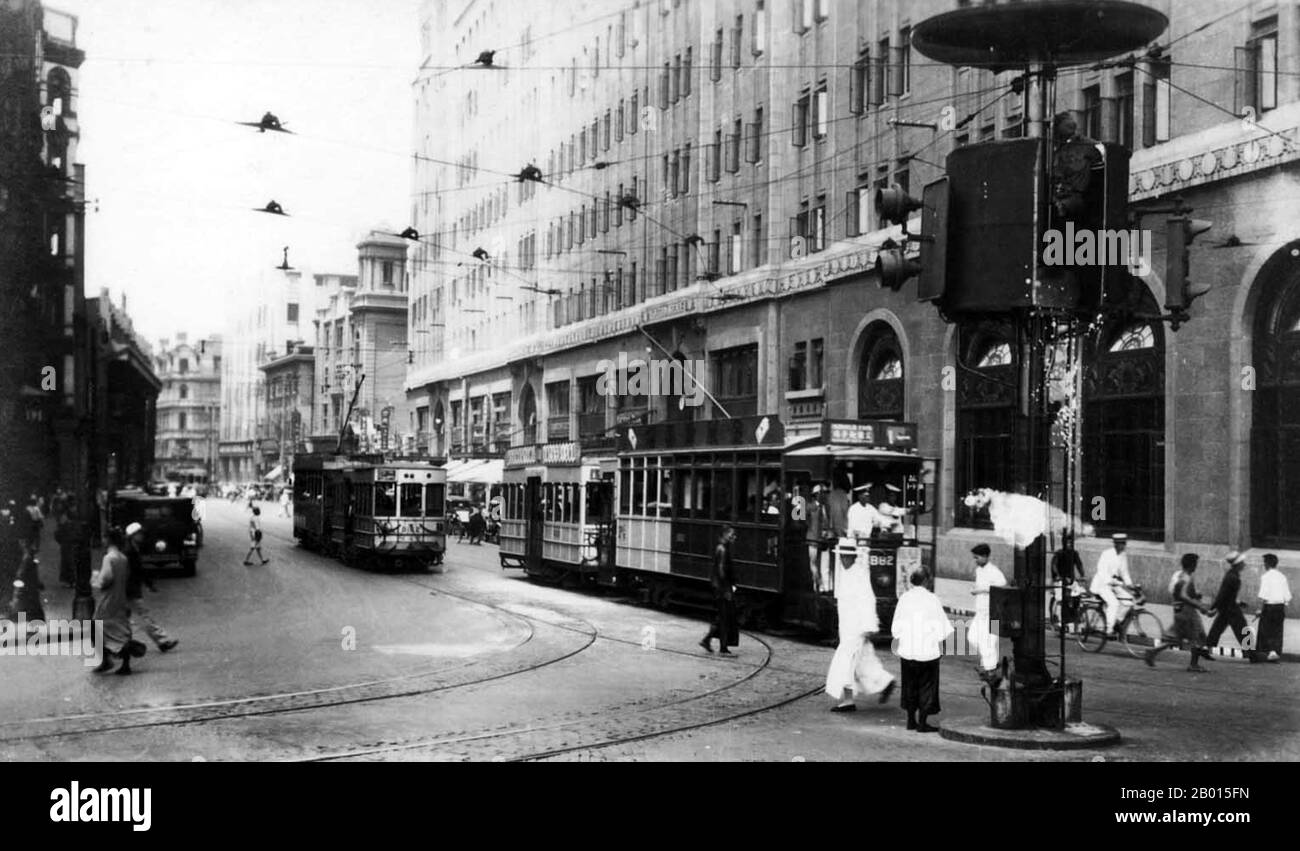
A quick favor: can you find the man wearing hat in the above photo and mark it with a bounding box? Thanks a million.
[124,523,179,653]
[805,484,833,593]
[1090,533,1135,635]
[846,484,885,539]
[876,483,907,533]
[1207,551,1253,661]
[825,535,895,710]
[967,544,1007,677]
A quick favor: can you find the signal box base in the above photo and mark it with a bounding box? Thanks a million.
[938,719,1121,750]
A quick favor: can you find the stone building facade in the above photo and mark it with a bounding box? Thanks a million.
[153,334,223,484]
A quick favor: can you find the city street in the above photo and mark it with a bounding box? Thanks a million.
[2,500,1296,762]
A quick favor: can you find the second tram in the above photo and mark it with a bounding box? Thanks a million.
[293,453,448,571]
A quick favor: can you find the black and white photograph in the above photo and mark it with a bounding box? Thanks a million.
[1,0,1297,801]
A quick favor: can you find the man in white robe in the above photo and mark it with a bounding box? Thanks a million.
[826,536,895,711]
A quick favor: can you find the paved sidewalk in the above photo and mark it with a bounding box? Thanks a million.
[933,576,1298,661]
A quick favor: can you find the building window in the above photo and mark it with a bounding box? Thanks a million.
[1085,314,1165,539]
[955,322,1015,527]
[789,341,807,391]
[710,344,759,417]
[682,47,692,97]
[895,26,911,95]
[287,303,299,322]
[1143,54,1171,145]
[849,50,870,115]
[179,412,187,431]
[792,90,810,147]
[729,222,743,274]
[179,358,189,374]
[1238,17,1279,116]
[1115,71,1134,149]
[1082,85,1102,140]
[709,128,723,182]
[179,384,189,400]
[751,213,764,268]
[711,28,724,82]
[46,67,72,115]
[732,15,744,68]
[812,82,828,139]
[792,200,826,255]
[746,107,763,163]
[753,0,767,54]
[1251,242,1300,545]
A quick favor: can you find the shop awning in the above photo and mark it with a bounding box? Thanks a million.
[265,465,284,480]
[783,444,920,462]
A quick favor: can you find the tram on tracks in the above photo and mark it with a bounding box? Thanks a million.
[500,415,937,636]
[292,453,448,571]
[499,441,616,581]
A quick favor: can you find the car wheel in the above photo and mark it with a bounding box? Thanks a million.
[181,559,197,577]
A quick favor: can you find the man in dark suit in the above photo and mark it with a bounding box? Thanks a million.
[700,525,738,656]
[1207,551,1254,662]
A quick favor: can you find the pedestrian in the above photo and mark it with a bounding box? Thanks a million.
[192,492,206,545]
[91,528,137,675]
[827,475,851,538]
[846,483,884,539]
[1146,553,1213,671]
[805,484,833,593]
[468,507,486,545]
[890,568,953,733]
[23,493,44,554]
[1256,554,1290,662]
[55,502,78,587]
[244,506,269,565]
[700,525,739,655]
[968,543,1007,682]
[279,488,291,518]
[1050,528,1085,622]
[825,536,895,711]
[124,523,178,653]
[1206,551,1254,661]
[1090,532,1135,635]
[14,538,46,622]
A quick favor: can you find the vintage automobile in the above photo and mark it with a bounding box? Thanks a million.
[110,491,200,576]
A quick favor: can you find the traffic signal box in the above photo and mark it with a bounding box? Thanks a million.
[917,138,1130,314]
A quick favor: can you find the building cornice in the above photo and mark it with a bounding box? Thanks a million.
[1129,101,1300,201]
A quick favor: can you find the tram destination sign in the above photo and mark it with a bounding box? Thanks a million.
[822,420,918,452]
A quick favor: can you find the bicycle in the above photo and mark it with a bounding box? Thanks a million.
[1070,585,1165,657]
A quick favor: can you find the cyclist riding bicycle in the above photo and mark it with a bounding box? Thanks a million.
[1090,532,1136,635]
[1050,529,1086,623]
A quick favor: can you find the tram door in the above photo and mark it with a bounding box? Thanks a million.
[591,475,616,583]
[525,476,543,571]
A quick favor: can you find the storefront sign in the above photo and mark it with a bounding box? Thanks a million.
[822,419,918,451]
[540,441,580,465]
[504,445,539,468]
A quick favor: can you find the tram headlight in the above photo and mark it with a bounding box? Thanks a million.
[154,540,167,553]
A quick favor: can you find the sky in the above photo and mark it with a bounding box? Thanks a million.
[53,0,422,346]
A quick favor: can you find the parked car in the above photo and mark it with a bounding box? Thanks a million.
[110,492,200,576]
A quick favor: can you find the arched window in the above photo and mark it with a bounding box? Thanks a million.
[1083,312,1165,539]
[179,384,189,400]
[858,322,904,420]
[956,321,1015,526]
[1251,241,1300,545]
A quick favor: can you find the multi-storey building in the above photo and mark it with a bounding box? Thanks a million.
[0,1,91,506]
[218,266,316,482]
[407,0,1300,612]
[310,232,410,454]
[259,343,314,478]
[88,290,160,490]
[153,334,223,484]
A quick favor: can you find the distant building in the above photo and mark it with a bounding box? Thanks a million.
[0,1,91,504]
[258,343,313,479]
[219,266,316,482]
[153,333,222,484]
[88,290,160,490]
[310,232,409,454]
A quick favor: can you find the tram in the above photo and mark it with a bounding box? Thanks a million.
[614,416,935,633]
[292,453,448,571]
[499,441,616,581]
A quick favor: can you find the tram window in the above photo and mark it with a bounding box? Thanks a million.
[632,462,645,516]
[656,467,673,518]
[693,469,711,520]
[400,483,423,517]
[736,467,757,523]
[375,483,397,517]
[425,483,446,517]
[676,468,691,516]
[557,484,569,524]
[759,469,781,524]
[355,484,372,516]
[541,483,552,522]
[619,467,631,515]
[712,469,733,521]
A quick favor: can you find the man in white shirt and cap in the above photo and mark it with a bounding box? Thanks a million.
[846,483,884,539]
[876,483,907,533]
[967,543,1007,678]
[1091,532,1135,635]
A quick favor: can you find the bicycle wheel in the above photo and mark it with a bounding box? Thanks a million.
[1075,606,1108,652]
[1048,596,1060,630]
[1122,609,1165,658]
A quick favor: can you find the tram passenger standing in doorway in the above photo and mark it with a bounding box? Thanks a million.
[806,484,833,593]
[826,534,895,711]
[968,544,1007,681]
[700,525,738,655]
[827,475,851,538]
